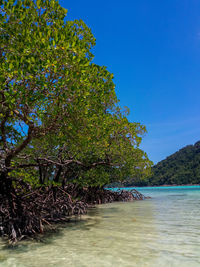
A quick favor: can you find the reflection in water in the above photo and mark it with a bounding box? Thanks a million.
[1,186,200,266]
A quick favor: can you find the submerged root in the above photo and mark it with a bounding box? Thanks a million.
[76,186,148,204]
[0,183,146,242]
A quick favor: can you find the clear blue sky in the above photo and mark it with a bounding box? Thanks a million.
[60,0,200,164]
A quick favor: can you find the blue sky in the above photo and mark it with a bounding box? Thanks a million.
[60,0,200,164]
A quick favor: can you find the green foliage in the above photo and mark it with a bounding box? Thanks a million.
[0,0,152,187]
[147,141,200,185]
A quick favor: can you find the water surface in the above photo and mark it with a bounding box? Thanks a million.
[1,185,200,266]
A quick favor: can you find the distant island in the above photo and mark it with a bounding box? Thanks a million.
[122,141,200,186]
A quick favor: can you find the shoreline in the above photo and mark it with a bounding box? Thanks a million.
[133,184,200,188]
[107,184,200,190]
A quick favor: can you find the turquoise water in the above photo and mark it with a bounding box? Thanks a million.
[1,185,200,266]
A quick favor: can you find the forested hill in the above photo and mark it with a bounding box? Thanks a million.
[148,141,200,185]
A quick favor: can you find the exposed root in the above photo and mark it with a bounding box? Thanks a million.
[0,183,147,242]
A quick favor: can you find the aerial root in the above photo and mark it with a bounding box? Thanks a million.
[0,183,146,242]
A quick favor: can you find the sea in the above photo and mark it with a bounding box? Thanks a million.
[0,185,200,267]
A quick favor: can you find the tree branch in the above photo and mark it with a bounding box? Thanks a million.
[37,157,113,169]
[5,126,34,167]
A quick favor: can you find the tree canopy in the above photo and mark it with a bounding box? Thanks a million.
[0,0,151,189]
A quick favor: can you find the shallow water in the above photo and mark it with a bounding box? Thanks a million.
[1,186,200,267]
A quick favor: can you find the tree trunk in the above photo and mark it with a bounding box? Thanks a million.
[53,166,62,183]
[0,170,23,241]
[1,170,19,213]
